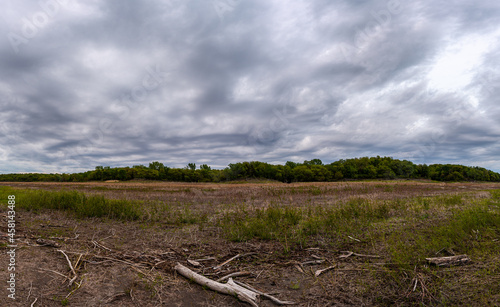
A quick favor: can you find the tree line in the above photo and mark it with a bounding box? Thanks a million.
[1,156,499,183]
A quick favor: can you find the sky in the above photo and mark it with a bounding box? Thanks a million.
[1,0,500,173]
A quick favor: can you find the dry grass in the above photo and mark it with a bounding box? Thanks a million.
[0,180,499,306]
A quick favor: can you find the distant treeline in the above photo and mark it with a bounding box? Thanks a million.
[1,157,499,183]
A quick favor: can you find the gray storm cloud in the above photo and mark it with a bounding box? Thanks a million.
[1,0,499,173]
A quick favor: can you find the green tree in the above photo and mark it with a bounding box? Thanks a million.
[304,159,323,166]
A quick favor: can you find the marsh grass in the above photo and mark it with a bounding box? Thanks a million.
[218,198,397,245]
[1,188,141,220]
[0,187,211,226]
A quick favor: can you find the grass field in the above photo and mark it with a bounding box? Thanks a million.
[1,180,499,306]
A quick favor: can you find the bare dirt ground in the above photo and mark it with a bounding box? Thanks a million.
[1,180,499,306]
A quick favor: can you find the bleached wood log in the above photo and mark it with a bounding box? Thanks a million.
[175,263,259,307]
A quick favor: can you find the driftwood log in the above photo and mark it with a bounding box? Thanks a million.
[175,262,295,306]
[175,263,259,306]
[425,255,470,267]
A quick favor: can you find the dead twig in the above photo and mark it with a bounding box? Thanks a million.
[255,264,273,280]
[105,292,127,303]
[294,264,305,274]
[301,260,325,266]
[339,251,380,259]
[38,268,70,280]
[65,275,86,299]
[314,265,336,277]
[233,280,296,305]
[30,298,38,307]
[92,240,113,252]
[194,257,217,262]
[348,235,361,242]
[57,250,78,286]
[213,253,256,271]
[27,281,33,301]
[217,271,251,282]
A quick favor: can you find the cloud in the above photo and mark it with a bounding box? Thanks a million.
[0,0,499,173]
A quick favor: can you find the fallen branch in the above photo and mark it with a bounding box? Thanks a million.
[217,271,251,282]
[425,255,470,267]
[234,280,295,305]
[175,263,259,307]
[314,265,336,277]
[30,298,38,307]
[57,250,78,286]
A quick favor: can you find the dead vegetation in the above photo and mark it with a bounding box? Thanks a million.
[0,181,499,306]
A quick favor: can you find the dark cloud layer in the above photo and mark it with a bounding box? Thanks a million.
[1,0,499,173]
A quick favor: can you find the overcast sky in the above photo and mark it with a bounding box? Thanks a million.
[1,0,499,173]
